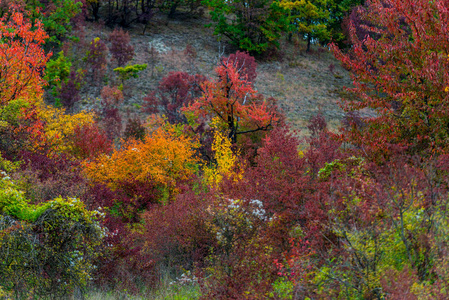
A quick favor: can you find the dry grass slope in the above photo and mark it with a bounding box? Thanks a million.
[78,15,354,138]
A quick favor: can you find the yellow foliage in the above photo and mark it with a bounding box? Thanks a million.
[204,118,244,187]
[36,103,95,154]
[83,125,198,199]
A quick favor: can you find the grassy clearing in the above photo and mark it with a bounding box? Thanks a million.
[86,272,201,300]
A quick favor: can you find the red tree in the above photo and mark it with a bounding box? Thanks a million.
[108,28,134,66]
[0,5,51,106]
[331,0,449,157]
[143,71,207,124]
[184,61,278,144]
[221,51,257,83]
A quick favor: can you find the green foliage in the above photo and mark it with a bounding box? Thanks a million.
[327,0,364,46]
[15,0,83,45]
[0,98,30,127]
[0,174,104,299]
[0,154,19,175]
[40,0,83,44]
[113,64,148,84]
[203,0,288,53]
[44,51,72,106]
[318,156,364,180]
[280,0,331,52]
[314,174,434,298]
[281,0,363,49]
[269,278,294,299]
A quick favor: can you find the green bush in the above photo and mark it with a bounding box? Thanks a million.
[0,174,105,299]
[114,64,148,85]
[44,51,72,106]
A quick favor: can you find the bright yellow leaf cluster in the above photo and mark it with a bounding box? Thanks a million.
[36,103,95,154]
[204,118,244,187]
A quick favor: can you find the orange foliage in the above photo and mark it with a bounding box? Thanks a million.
[83,125,198,200]
[0,5,51,106]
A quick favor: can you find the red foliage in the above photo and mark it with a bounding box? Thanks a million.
[59,70,84,111]
[143,71,207,124]
[137,188,216,274]
[198,238,278,299]
[68,123,112,160]
[0,5,51,105]
[83,179,162,291]
[380,266,419,300]
[16,148,87,203]
[101,106,122,141]
[100,85,124,107]
[305,114,342,177]
[249,126,306,219]
[221,51,257,83]
[108,28,134,66]
[184,62,278,144]
[123,117,146,141]
[331,0,449,156]
[99,86,124,140]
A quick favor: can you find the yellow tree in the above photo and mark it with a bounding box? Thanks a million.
[204,118,244,187]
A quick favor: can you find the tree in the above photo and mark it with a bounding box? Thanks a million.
[203,0,288,54]
[99,85,124,141]
[0,6,51,106]
[113,63,147,86]
[37,0,83,45]
[184,61,278,144]
[280,0,331,52]
[68,123,113,160]
[59,69,85,111]
[327,0,365,47]
[82,124,199,202]
[85,37,108,83]
[203,118,244,187]
[108,28,134,66]
[44,51,72,106]
[143,71,207,124]
[331,0,449,156]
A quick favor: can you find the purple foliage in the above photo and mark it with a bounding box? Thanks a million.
[59,70,83,111]
[109,28,134,66]
[86,37,108,82]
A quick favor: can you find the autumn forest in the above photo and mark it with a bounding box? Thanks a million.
[1,0,449,299]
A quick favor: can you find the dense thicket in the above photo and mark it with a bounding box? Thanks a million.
[2,0,449,299]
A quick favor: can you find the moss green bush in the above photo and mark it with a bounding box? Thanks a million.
[0,173,105,299]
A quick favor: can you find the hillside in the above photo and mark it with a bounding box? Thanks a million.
[77,15,353,136]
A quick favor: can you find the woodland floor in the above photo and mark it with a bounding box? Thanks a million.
[75,13,358,139]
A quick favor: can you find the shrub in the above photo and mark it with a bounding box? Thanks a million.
[68,123,113,160]
[123,117,146,141]
[85,37,108,83]
[59,69,84,111]
[108,28,134,67]
[114,63,147,85]
[0,174,104,299]
[143,72,206,124]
